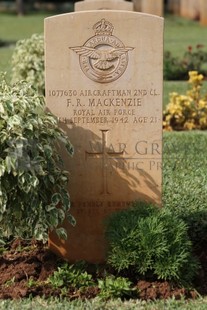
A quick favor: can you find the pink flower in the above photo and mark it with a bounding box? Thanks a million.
[196,44,204,49]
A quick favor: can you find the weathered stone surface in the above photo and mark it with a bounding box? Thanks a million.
[141,0,163,16]
[180,0,189,17]
[200,0,207,25]
[188,0,200,20]
[45,11,163,263]
[75,0,133,11]
[181,0,199,19]
[133,0,142,12]
[167,0,181,15]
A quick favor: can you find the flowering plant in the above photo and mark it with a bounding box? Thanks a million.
[164,45,207,80]
[163,71,207,130]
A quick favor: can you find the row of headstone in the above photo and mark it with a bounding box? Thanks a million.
[180,0,199,20]
[168,0,207,25]
[75,0,207,25]
[76,0,163,16]
[133,0,163,16]
[45,0,163,262]
[200,0,207,25]
[133,0,207,26]
[75,0,133,12]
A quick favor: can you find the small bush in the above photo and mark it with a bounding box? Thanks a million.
[164,45,207,80]
[98,276,134,300]
[163,71,207,131]
[176,210,207,252]
[105,202,199,284]
[164,51,187,80]
[48,263,94,290]
[0,75,74,242]
[11,34,44,95]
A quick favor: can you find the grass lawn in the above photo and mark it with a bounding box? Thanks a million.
[163,131,207,211]
[0,13,47,41]
[0,295,207,309]
[0,12,48,76]
[164,15,207,57]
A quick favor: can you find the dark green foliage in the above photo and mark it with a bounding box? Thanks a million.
[181,210,207,251]
[164,51,187,80]
[164,45,207,80]
[105,202,199,284]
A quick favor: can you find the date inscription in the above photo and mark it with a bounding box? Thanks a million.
[47,88,161,125]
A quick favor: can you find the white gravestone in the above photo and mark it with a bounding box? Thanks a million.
[45,11,163,262]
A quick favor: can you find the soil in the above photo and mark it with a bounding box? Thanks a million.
[0,239,206,301]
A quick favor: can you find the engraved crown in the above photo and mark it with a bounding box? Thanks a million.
[93,19,114,36]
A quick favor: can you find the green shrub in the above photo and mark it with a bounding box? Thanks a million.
[164,45,207,80]
[11,34,44,95]
[0,75,74,242]
[105,202,198,284]
[178,210,207,252]
[164,51,186,80]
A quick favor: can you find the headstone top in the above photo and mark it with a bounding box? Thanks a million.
[75,0,133,11]
[141,0,163,16]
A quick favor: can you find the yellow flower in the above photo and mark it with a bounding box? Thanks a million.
[198,100,207,109]
[184,121,195,130]
[198,74,204,81]
[179,95,188,101]
[199,117,207,127]
[183,100,191,107]
[188,71,203,85]
[164,71,207,130]
[166,114,172,122]
[189,71,198,77]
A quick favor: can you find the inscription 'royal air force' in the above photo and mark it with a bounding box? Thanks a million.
[70,19,134,83]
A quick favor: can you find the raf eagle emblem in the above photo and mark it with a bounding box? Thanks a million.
[70,46,133,70]
[70,18,134,83]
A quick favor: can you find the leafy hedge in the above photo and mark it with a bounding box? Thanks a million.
[164,45,207,80]
[0,75,75,242]
[11,34,44,95]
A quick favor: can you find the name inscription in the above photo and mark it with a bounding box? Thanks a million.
[48,88,161,125]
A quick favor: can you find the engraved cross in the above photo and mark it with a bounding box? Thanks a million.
[85,129,123,195]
